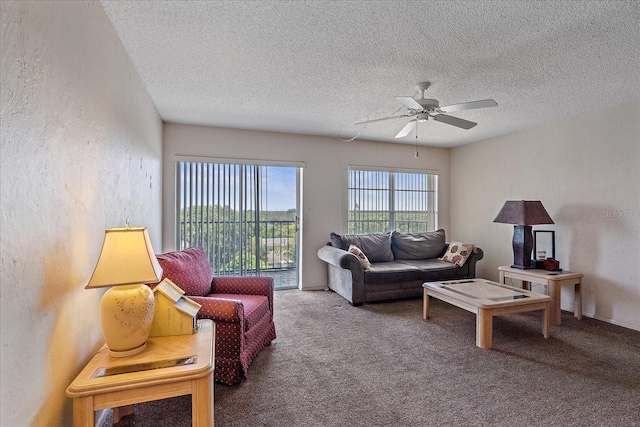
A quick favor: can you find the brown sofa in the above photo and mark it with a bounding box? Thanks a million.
[152,247,276,385]
[317,229,483,305]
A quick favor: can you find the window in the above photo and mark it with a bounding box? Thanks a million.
[176,161,300,289]
[348,168,437,234]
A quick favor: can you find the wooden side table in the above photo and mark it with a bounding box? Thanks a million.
[498,266,583,325]
[67,319,215,427]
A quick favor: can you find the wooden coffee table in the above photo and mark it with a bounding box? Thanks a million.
[67,319,215,427]
[423,279,551,349]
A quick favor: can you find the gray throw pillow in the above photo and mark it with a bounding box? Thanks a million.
[330,232,394,263]
[391,229,446,260]
[330,232,346,249]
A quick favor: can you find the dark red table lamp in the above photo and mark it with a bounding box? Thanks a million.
[494,200,554,269]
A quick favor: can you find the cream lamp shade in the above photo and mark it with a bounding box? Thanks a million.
[87,224,163,357]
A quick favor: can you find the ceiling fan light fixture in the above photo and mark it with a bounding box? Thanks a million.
[417,113,429,122]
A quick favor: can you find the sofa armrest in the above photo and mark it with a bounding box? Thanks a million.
[189,296,244,323]
[317,245,365,305]
[465,247,484,278]
[317,245,364,275]
[438,243,484,278]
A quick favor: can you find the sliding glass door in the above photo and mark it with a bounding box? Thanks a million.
[176,161,300,289]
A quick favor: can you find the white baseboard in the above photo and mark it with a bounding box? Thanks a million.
[561,305,640,332]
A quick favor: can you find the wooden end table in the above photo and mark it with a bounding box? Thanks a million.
[423,279,551,349]
[66,319,215,427]
[498,266,583,325]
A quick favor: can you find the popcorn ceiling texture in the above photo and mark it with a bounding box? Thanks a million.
[100,0,640,146]
[0,2,162,425]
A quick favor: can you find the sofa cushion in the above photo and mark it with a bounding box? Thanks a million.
[155,247,213,297]
[363,261,422,284]
[398,259,469,281]
[439,242,476,267]
[348,245,372,271]
[212,293,270,332]
[391,229,446,260]
[330,232,394,263]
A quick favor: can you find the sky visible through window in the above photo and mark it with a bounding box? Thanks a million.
[262,167,296,211]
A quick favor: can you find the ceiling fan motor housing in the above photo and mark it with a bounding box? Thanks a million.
[418,98,439,110]
[410,98,440,117]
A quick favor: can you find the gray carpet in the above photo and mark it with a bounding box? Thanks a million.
[103,289,640,426]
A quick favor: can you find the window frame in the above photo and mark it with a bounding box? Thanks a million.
[174,157,303,290]
[347,166,438,234]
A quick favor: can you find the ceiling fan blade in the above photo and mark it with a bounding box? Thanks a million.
[439,99,498,113]
[433,114,477,130]
[354,114,410,125]
[395,120,417,138]
[395,96,423,110]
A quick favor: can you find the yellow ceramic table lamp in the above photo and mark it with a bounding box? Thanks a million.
[86,220,163,357]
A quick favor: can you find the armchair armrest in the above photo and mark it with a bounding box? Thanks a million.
[211,276,274,296]
[189,296,244,323]
[210,276,275,315]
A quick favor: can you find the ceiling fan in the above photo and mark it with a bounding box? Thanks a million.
[355,82,498,138]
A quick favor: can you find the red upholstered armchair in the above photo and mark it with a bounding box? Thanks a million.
[153,247,276,385]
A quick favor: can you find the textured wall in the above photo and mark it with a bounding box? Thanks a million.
[450,101,640,331]
[162,124,451,290]
[0,2,162,425]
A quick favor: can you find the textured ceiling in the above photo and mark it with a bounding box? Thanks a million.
[101,1,640,147]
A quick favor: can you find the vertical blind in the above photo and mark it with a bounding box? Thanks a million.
[348,169,437,233]
[176,160,299,288]
[176,161,260,276]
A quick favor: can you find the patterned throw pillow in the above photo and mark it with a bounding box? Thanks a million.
[348,245,372,271]
[439,242,476,267]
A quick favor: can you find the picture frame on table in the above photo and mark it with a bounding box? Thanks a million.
[534,230,555,261]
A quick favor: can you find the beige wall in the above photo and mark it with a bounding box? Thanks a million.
[162,124,451,290]
[0,2,162,425]
[450,101,640,331]
[2,5,635,426]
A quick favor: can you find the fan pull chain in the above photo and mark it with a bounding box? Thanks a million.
[415,120,419,158]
